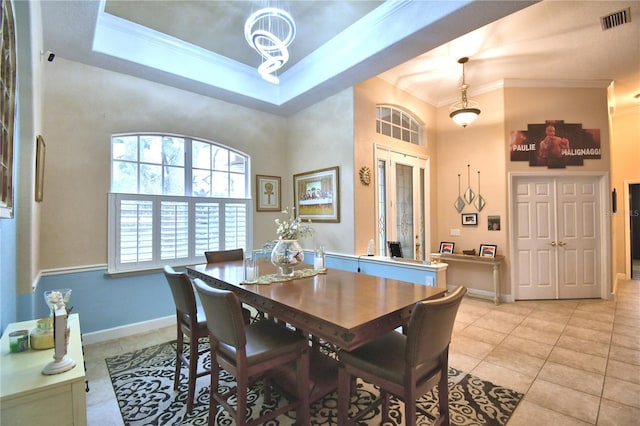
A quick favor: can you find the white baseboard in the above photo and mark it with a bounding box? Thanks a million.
[82,315,176,345]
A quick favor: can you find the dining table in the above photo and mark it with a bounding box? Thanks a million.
[187,260,447,402]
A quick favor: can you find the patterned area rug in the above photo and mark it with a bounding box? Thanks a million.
[106,340,523,425]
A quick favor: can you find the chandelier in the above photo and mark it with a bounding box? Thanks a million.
[244,6,296,84]
[449,57,481,127]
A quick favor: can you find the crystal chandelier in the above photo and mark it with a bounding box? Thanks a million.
[244,6,296,84]
[449,57,481,127]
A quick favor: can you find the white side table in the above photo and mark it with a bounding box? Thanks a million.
[0,313,86,426]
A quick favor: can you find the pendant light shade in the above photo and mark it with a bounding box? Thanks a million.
[449,57,481,127]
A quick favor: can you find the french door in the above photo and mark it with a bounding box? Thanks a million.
[375,147,429,260]
[511,175,603,299]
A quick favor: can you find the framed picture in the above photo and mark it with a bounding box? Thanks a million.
[439,242,455,254]
[387,241,402,258]
[35,135,46,202]
[462,213,477,226]
[479,244,497,258]
[488,215,501,231]
[293,166,340,222]
[256,175,281,211]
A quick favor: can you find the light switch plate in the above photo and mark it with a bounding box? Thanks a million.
[450,228,461,236]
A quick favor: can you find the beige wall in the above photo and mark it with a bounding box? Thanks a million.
[15,0,45,294]
[353,77,437,256]
[287,88,356,254]
[435,88,508,295]
[41,58,289,270]
[610,107,640,277]
[504,86,610,174]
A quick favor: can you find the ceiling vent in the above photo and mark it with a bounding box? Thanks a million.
[601,7,631,30]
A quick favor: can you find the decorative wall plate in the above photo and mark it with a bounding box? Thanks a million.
[359,166,371,185]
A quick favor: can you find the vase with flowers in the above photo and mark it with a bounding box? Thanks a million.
[271,207,314,277]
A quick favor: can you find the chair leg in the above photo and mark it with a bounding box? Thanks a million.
[438,367,450,425]
[404,388,417,426]
[337,364,351,425]
[236,370,248,426]
[174,324,183,391]
[186,334,198,413]
[295,348,310,426]
[208,361,220,426]
[381,390,390,423]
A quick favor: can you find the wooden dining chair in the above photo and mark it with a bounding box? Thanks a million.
[162,265,211,414]
[204,248,245,263]
[337,286,467,426]
[204,248,253,323]
[193,280,310,426]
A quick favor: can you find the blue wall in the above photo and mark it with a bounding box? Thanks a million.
[0,217,18,333]
[36,269,175,334]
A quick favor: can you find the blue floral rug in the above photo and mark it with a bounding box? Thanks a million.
[106,340,523,425]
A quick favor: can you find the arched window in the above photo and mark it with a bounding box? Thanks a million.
[376,105,421,145]
[108,134,251,273]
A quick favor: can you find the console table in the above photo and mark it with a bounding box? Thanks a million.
[0,313,86,426]
[432,253,504,304]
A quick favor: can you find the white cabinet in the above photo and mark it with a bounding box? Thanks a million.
[0,314,86,426]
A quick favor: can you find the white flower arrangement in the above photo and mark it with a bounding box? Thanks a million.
[275,207,314,240]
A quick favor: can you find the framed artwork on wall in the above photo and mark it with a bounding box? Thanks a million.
[35,135,46,202]
[256,175,281,212]
[293,166,340,222]
[462,213,478,225]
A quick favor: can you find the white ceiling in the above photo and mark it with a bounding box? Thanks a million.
[41,1,639,117]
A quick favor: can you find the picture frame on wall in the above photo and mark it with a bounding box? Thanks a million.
[462,213,478,226]
[35,135,46,202]
[256,175,281,212]
[439,242,455,254]
[479,244,497,258]
[293,166,340,222]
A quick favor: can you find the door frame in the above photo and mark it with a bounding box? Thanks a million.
[374,145,430,259]
[623,179,640,280]
[508,171,612,300]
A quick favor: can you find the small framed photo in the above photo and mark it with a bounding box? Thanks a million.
[387,241,402,258]
[488,215,501,231]
[479,244,497,258]
[256,175,281,212]
[462,213,477,226]
[439,242,455,254]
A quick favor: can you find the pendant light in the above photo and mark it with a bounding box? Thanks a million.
[449,57,481,127]
[244,5,296,84]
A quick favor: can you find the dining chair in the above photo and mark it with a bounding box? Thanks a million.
[162,265,211,414]
[204,248,245,263]
[193,280,310,426]
[204,248,253,323]
[337,285,467,426]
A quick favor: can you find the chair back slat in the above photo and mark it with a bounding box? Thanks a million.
[205,248,244,263]
[193,279,247,350]
[405,286,467,367]
[163,266,198,321]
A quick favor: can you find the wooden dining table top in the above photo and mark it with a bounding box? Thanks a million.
[187,260,446,351]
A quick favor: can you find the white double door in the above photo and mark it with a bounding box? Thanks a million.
[512,175,602,300]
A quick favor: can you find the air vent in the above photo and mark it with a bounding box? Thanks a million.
[601,7,631,30]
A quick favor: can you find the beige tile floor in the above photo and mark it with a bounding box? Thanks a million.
[84,279,640,425]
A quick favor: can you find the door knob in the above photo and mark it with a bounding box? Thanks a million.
[550,241,557,246]
[558,241,567,246]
